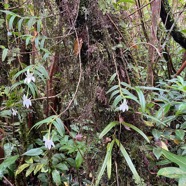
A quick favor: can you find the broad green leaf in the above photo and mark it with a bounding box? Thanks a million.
[175,129,185,141]
[52,169,61,185]
[66,158,76,167]
[158,167,186,179]
[15,163,29,176]
[75,151,84,168]
[23,148,43,156]
[107,140,115,179]
[162,149,186,170]
[179,177,186,186]
[56,163,69,171]
[115,139,142,184]
[99,121,119,139]
[152,129,162,140]
[2,48,8,61]
[0,109,11,118]
[135,87,146,112]
[122,122,150,143]
[0,155,19,172]
[153,147,162,160]
[176,103,186,116]
[155,103,171,119]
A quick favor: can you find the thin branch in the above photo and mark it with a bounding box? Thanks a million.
[3,176,14,186]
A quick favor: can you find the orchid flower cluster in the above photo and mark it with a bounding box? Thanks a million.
[11,70,55,150]
[11,70,35,116]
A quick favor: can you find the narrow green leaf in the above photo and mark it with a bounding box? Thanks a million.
[143,113,167,126]
[34,164,43,175]
[52,169,61,185]
[0,10,18,16]
[162,149,186,169]
[115,139,142,184]
[26,35,32,46]
[138,86,167,92]
[121,88,139,103]
[9,15,16,30]
[120,82,133,89]
[40,36,47,49]
[109,89,120,101]
[27,82,37,98]
[34,36,39,48]
[108,73,116,85]
[95,142,114,186]
[27,17,36,30]
[107,140,115,179]
[35,65,49,79]
[113,94,123,107]
[135,87,146,112]
[37,19,42,32]
[107,85,119,94]
[13,65,33,80]
[52,118,65,137]
[122,122,150,143]
[32,115,57,130]
[23,148,43,156]
[18,18,24,32]
[99,121,119,139]
[158,167,186,179]
[2,48,8,61]
[26,164,36,177]
[15,164,29,176]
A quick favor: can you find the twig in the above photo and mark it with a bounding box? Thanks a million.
[115,160,119,186]
[3,176,14,186]
[124,42,161,57]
